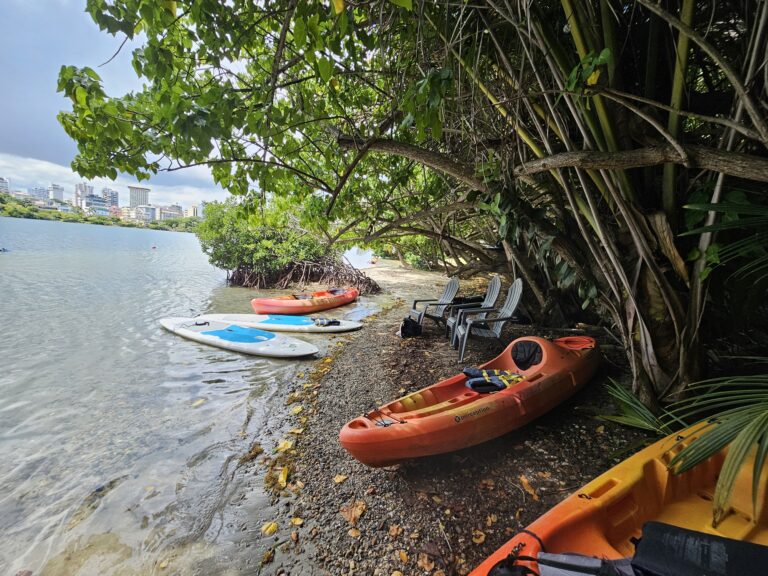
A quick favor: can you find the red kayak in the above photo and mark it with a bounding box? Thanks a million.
[251,287,359,315]
[339,336,600,467]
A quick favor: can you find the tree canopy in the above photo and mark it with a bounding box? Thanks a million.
[59,0,768,409]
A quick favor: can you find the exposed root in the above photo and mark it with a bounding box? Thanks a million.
[226,256,380,294]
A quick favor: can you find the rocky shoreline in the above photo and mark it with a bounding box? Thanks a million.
[253,264,650,576]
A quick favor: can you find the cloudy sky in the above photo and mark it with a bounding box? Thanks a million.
[0,0,228,207]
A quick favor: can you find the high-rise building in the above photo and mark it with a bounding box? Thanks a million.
[159,205,184,220]
[84,194,110,216]
[135,204,157,222]
[0,177,9,194]
[74,182,93,209]
[184,205,199,218]
[48,183,64,202]
[28,187,49,201]
[101,187,119,207]
[129,186,150,207]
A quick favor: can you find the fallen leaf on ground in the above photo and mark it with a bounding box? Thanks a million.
[340,499,366,525]
[261,549,274,564]
[278,467,289,488]
[297,372,304,379]
[472,529,486,544]
[480,478,495,489]
[537,471,551,478]
[365,486,376,495]
[276,440,293,453]
[596,425,605,434]
[348,527,361,538]
[389,524,403,537]
[397,550,408,563]
[323,357,333,364]
[261,521,278,536]
[431,495,442,504]
[191,398,206,408]
[417,552,435,571]
[391,572,404,576]
[486,513,497,526]
[238,442,263,464]
[515,507,524,520]
[519,475,540,501]
[291,517,303,526]
[333,474,348,484]
[288,428,304,435]
[291,405,303,415]
[290,531,298,542]
[434,571,446,576]
[294,479,305,489]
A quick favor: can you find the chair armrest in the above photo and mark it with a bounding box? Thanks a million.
[445,302,484,319]
[411,298,439,308]
[460,307,498,317]
[422,301,450,314]
[469,315,516,326]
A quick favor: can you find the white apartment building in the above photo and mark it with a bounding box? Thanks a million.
[0,177,10,193]
[28,187,49,201]
[159,205,184,220]
[135,204,157,222]
[74,182,93,209]
[48,183,65,202]
[101,187,119,207]
[129,186,150,208]
[184,204,199,218]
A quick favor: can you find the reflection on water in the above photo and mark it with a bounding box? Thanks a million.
[0,218,383,575]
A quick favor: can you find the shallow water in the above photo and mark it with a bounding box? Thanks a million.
[0,217,381,574]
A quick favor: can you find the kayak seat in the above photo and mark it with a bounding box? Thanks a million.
[464,368,524,393]
[512,340,543,370]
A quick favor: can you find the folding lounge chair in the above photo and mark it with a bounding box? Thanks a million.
[445,274,502,345]
[454,278,523,362]
[408,277,460,327]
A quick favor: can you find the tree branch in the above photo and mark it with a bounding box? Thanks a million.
[337,136,489,193]
[514,145,768,184]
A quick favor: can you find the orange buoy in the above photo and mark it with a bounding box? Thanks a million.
[251,287,359,315]
[339,336,600,467]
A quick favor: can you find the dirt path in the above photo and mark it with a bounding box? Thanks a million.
[254,262,649,576]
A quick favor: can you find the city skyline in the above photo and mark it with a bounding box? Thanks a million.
[0,153,227,209]
[3,176,204,214]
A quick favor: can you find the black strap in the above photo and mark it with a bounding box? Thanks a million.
[520,530,546,553]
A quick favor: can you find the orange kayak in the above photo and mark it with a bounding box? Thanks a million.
[469,426,768,575]
[339,336,600,467]
[251,287,359,315]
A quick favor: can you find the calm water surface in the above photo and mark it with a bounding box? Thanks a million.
[0,217,376,574]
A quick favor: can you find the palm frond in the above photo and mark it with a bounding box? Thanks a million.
[666,374,768,524]
[600,380,675,435]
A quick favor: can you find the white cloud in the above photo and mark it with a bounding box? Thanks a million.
[0,153,229,208]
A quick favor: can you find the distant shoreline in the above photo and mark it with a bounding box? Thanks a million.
[0,192,200,233]
[0,214,196,233]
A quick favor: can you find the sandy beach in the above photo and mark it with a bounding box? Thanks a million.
[248,261,649,576]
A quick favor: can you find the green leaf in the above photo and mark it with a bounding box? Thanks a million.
[317,57,333,83]
[388,0,413,10]
[293,17,307,48]
[75,86,88,107]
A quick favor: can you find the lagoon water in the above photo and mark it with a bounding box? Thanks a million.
[0,217,375,574]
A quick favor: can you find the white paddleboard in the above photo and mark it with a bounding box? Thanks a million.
[197,313,363,333]
[159,317,319,358]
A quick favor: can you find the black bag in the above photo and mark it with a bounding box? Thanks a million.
[397,316,422,338]
[632,521,768,576]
